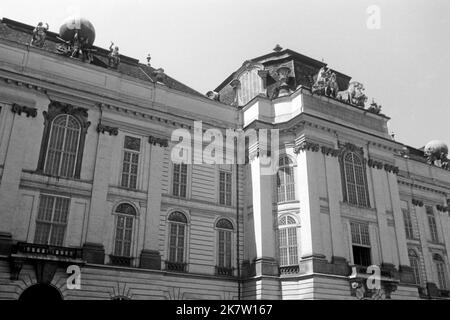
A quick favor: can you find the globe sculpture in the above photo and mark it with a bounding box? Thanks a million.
[59,16,96,46]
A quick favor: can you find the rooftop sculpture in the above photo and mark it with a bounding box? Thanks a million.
[30,22,49,48]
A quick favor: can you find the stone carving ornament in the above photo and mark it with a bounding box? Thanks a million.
[30,22,49,48]
[312,67,339,97]
[337,81,368,107]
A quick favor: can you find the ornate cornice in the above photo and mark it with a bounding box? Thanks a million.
[149,135,169,147]
[367,159,399,174]
[294,141,320,154]
[338,142,364,155]
[320,145,340,157]
[436,205,449,213]
[412,199,424,207]
[97,123,118,136]
[11,103,37,118]
[2,76,47,93]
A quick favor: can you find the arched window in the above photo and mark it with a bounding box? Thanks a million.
[277,156,295,203]
[113,203,137,258]
[433,254,448,289]
[167,211,188,271]
[408,249,422,285]
[44,114,81,178]
[341,152,369,207]
[278,215,298,266]
[216,219,233,272]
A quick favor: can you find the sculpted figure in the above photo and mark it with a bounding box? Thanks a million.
[312,67,339,97]
[337,81,367,107]
[108,42,120,69]
[30,22,49,47]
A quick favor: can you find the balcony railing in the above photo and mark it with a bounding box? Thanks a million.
[165,261,187,272]
[216,266,234,276]
[109,255,133,267]
[279,265,300,275]
[13,242,82,259]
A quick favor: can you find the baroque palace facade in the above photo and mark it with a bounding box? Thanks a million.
[0,17,449,300]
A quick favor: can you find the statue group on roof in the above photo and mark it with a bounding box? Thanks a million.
[30,22,49,48]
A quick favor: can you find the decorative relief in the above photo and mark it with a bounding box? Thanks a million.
[294,141,320,154]
[97,123,118,136]
[320,145,340,157]
[148,135,169,147]
[436,205,448,213]
[43,101,89,121]
[311,67,339,98]
[30,22,49,48]
[367,159,399,174]
[11,103,37,118]
[337,81,368,107]
[338,142,364,155]
[412,199,424,207]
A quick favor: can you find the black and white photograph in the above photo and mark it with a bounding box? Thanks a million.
[0,0,449,309]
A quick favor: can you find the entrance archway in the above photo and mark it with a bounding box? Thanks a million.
[19,284,63,301]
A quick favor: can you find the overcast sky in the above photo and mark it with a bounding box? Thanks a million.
[1,0,449,148]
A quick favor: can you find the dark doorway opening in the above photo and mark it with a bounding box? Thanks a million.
[19,284,63,301]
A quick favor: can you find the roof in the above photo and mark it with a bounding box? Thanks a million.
[0,18,206,99]
[215,48,352,92]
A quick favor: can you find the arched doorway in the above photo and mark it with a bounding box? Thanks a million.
[19,284,63,301]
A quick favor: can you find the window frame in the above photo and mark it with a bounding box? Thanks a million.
[37,101,90,179]
[218,169,233,206]
[215,218,234,270]
[402,208,414,240]
[350,221,372,267]
[166,211,189,266]
[426,205,439,243]
[172,162,188,198]
[277,156,296,203]
[120,136,141,190]
[112,203,138,259]
[433,254,448,290]
[408,249,422,286]
[43,114,82,178]
[278,215,300,267]
[339,150,370,208]
[33,194,71,247]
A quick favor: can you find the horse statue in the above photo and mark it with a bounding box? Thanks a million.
[337,81,367,107]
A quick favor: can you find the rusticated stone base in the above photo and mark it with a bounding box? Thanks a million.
[0,232,13,255]
[139,250,161,270]
[82,243,105,264]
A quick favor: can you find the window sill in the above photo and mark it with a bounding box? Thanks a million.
[109,255,133,267]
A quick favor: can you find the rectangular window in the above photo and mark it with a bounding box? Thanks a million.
[34,195,70,246]
[279,227,298,266]
[426,206,439,243]
[402,209,414,240]
[219,170,232,206]
[172,163,187,198]
[350,222,371,267]
[121,136,140,189]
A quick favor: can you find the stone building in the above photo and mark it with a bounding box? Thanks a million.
[0,17,449,300]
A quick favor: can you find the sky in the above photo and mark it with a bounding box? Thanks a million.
[0,0,449,148]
